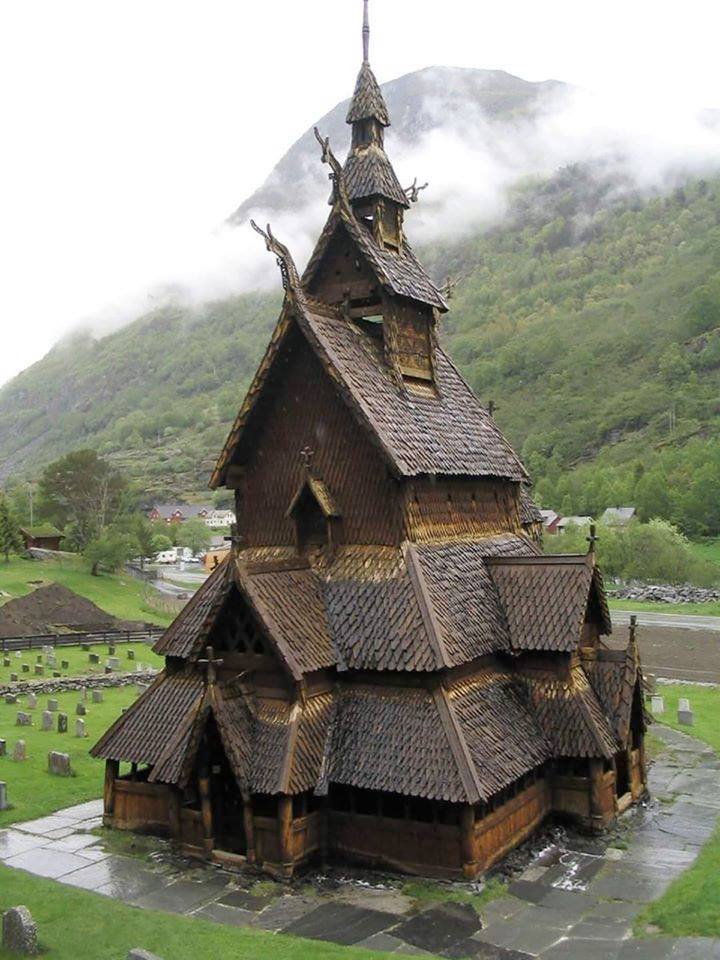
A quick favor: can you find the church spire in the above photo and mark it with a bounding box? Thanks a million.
[363,0,370,62]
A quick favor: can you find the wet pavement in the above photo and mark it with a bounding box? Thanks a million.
[1,725,719,958]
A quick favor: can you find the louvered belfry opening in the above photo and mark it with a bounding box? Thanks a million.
[91,1,648,881]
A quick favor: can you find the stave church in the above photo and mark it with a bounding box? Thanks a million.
[93,3,648,880]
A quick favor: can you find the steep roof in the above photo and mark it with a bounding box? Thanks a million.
[343,145,409,207]
[346,60,390,125]
[584,641,644,744]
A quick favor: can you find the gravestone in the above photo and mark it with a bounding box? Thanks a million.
[81,686,88,701]
[127,649,135,660]
[35,655,43,664]
[42,645,53,655]
[678,698,694,725]
[34,665,44,677]
[2,657,10,667]
[57,713,68,734]
[14,651,22,659]
[644,673,657,694]
[108,657,120,670]
[53,672,62,678]
[46,655,56,669]
[82,643,91,651]
[76,703,86,716]
[5,694,17,705]
[27,693,37,709]
[41,712,53,732]
[0,740,5,756]
[127,950,163,960]
[104,666,113,675]
[61,660,69,670]
[15,713,32,727]
[2,905,38,955]
[136,663,144,672]
[92,690,103,704]
[0,782,7,811]
[75,719,86,738]
[48,751,72,777]
[21,664,29,674]
[89,653,99,664]
[47,699,59,712]
[650,695,664,714]
[9,674,17,684]
[12,741,26,762]
[108,644,116,656]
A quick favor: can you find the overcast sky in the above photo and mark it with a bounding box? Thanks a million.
[1,0,719,388]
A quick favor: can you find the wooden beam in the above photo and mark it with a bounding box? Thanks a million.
[277,795,294,878]
[103,759,119,818]
[198,771,214,855]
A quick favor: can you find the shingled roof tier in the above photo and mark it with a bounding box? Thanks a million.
[153,554,234,658]
[343,145,409,207]
[584,643,644,744]
[346,60,390,125]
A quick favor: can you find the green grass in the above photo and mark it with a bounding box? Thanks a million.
[0,641,163,685]
[0,556,173,626]
[0,865,413,960]
[0,685,138,827]
[401,877,508,914]
[634,683,720,937]
[607,598,720,617]
[688,538,720,569]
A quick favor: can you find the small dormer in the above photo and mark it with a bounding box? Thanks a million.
[286,474,342,554]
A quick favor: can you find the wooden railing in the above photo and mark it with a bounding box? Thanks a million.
[0,627,164,652]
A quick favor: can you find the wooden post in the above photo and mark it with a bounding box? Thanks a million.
[198,770,214,855]
[103,759,119,823]
[460,804,479,879]
[278,795,294,879]
[588,759,605,830]
[168,788,181,839]
[243,794,256,864]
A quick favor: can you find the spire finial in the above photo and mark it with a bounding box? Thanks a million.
[362,0,370,62]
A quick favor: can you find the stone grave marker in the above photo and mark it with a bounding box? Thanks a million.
[89,653,99,664]
[48,751,72,776]
[0,782,7,811]
[136,663,144,672]
[0,740,5,757]
[2,905,38,955]
[15,713,32,727]
[81,686,88,701]
[108,644,116,655]
[104,665,113,675]
[52,671,61,678]
[47,698,59,712]
[108,657,120,670]
[9,674,18,684]
[92,690,104,703]
[61,660,69,670]
[35,655,43,664]
[5,694,17,705]
[46,655,56,669]
[2,657,10,667]
[14,651,22,659]
[27,693,37,709]
[127,649,135,660]
[650,695,664,714]
[12,741,26,762]
[76,702,86,716]
[41,712,53,732]
[678,698,694,725]
[34,665,44,677]
[21,664,30,674]
[75,719,86,738]
[128,950,163,960]
[57,713,68,734]
[82,643,91,651]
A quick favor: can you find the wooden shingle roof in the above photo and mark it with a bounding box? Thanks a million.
[346,61,390,125]
[584,641,643,744]
[153,554,234,658]
[343,145,409,207]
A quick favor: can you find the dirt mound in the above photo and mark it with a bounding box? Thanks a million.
[0,583,145,638]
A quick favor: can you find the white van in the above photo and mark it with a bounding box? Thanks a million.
[155,550,177,564]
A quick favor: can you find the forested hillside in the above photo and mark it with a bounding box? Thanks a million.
[2,166,720,532]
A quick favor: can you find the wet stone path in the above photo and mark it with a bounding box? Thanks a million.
[1,725,719,958]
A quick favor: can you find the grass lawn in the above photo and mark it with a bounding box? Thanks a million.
[607,598,720,617]
[0,641,163,685]
[688,537,720,570]
[635,683,720,938]
[0,865,410,960]
[0,556,173,627]
[0,685,138,827]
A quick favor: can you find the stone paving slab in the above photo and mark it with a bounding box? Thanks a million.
[541,938,622,960]
[4,846,90,879]
[391,903,481,954]
[191,901,259,927]
[281,901,400,946]
[132,877,231,913]
[0,829,47,859]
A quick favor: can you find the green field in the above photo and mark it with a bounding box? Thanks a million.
[688,538,720,569]
[0,556,173,626]
[0,685,138,827]
[0,641,163,686]
[608,598,720,617]
[635,683,720,937]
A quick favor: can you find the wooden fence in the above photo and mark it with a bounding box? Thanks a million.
[0,627,164,652]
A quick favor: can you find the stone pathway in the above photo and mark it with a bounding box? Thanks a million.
[1,725,719,958]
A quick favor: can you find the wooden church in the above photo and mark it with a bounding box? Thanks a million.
[93,4,647,880]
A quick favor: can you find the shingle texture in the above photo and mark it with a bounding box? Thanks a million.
[153,555,234,658]
[344,146,409,206]
[346,61,390,125]
[303,310,527,480]
[584,644,642,744]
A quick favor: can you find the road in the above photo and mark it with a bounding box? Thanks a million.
[612,609,720,632]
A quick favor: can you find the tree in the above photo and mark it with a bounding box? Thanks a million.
[131,517,156,568]
[84,531,137,576]
[38,450,127,549]
[178,518,212,556]
[151,533,173,554]
[0,495,22,562]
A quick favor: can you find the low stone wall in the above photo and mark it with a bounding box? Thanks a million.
[0,670,158,698]
[609,582,720,604]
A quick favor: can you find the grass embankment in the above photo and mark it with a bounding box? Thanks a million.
[636,683,720,938]
[607,598,720,617]
[0,556,172,626]
[0,685,138,827]
[0,641,163,686]
[688,538,720,569]
[0,866,409,960]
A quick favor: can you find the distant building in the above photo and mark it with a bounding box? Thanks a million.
[205,509,236,528]
[148,504,213,524]
[539,510,562,535]
[601,507,636,527]
[557,516,593,533]
[20,525,64,551]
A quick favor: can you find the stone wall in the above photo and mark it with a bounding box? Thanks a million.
[0,670,158,698]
